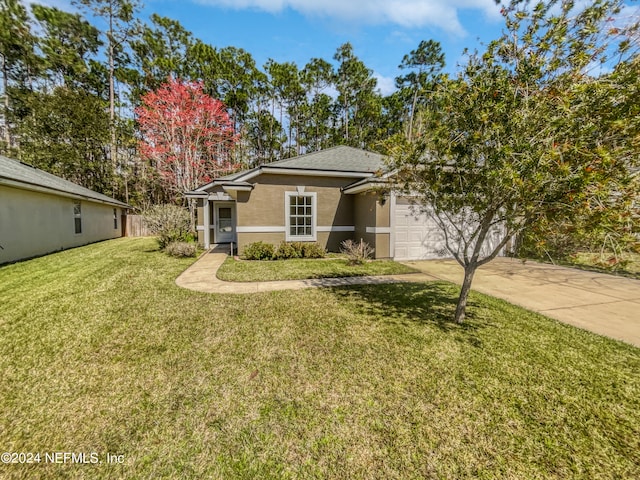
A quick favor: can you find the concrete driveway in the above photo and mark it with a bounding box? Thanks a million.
[404,258,640,348]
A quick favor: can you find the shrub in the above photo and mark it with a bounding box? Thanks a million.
[165,241,197,258]
[243,241,326,260]
[301,242,326,259]
[243,241,275,260]
[274,241,301,260]
[341,239,374,265]
[142,204,192,249]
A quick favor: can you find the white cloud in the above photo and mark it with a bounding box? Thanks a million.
[374,72,396,96]
[195,0,500,35]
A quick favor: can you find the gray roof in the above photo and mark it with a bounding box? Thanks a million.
[187,146,387,194]
[266,146,386,173]
[0,155,129,207]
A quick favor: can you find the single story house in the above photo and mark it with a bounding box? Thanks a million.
[0,155,128,264]
[185,146,503,260]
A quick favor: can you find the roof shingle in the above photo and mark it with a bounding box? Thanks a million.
[0,155,128,207]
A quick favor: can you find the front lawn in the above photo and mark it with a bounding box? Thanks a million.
[1,237,638,479]
[216,256,419,282]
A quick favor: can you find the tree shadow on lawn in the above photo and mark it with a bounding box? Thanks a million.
[329,282,490,348]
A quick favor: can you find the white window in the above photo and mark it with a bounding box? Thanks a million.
[73,201,82,234]
[113,208,118,229]
[285,192,316,241]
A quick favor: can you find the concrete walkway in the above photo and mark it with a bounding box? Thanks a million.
[175,247,436,294]
[406,258,640,347]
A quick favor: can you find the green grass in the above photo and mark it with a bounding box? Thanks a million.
[1,237,639,479]
[563,251,640,279]
[216,256,419,282]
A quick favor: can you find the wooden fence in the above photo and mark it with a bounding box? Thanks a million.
[124,215,152,237]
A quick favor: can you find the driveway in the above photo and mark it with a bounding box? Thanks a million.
[405,258,640,348]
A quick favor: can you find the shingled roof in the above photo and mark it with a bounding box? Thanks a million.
[187,146,387,195]
[265,146,386,173]
[0,155,128,207]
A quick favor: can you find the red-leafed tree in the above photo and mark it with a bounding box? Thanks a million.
[136,78,239,200]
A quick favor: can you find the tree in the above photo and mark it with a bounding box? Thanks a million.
[301,58,334,152]
[0,0,38,154]
[73,0,141,177]
[333,43,381,149]
[390,0,639,323]
[265,59,305,156]
[129,14,193,101]
[17,87,112,192]
[395,40,445,141]
[136,78,239,201]
[31,4,102,91]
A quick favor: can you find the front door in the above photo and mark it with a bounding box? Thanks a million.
[214,202,236,243]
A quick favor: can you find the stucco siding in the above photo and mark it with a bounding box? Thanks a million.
[352,192,391,258]
[0,185,122,264]
[235,174,357,253]
[353,192,376,254]
[374,233,391,259]
[237,174,355,228]
[376,199,390,228]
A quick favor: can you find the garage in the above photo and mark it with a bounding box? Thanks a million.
[394,198,448,260]
[393,197,505,261]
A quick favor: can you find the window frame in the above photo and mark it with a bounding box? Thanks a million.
[73,201,82,235]
[285,191,317,242]
[113,208,118,230]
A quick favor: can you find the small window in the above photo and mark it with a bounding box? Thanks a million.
[285,192,316,241]
[73,201,82,234]
[113,208,118,229]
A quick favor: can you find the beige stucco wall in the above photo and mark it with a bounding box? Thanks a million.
[0,185,122,264]
[352,192,391,258]
[237,174,354,227]
[354,192,376,250]
[236,174,357,254]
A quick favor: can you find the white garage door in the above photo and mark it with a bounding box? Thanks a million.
[394,199,448,261]
[394,198,505,261]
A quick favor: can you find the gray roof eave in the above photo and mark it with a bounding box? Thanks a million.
[0,176,129,208]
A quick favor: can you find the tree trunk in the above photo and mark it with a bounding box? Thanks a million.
[454,263,477,323]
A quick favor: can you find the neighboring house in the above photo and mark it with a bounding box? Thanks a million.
[185,146,503,260]
[0,155,128,264]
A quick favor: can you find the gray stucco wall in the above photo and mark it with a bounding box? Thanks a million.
[0,185,123,264]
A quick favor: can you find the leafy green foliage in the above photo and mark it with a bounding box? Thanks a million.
[300,242,326,259]
[390,0,639,322]
[16,87,112,192]
[243,241,326,260]
[243,241,275,260]
[274,241,303,259]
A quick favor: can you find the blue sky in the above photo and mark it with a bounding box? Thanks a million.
[37,0,507,94]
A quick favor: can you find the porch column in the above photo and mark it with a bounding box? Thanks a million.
[203,196,211,249]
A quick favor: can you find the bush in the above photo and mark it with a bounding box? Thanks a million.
[341,239,374,265]
[243,241,326,260]
[165,241,197,258]
[274,241,302,260]
[142,204,192,250]
[243,241,275,260]
[301,242,326,259]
